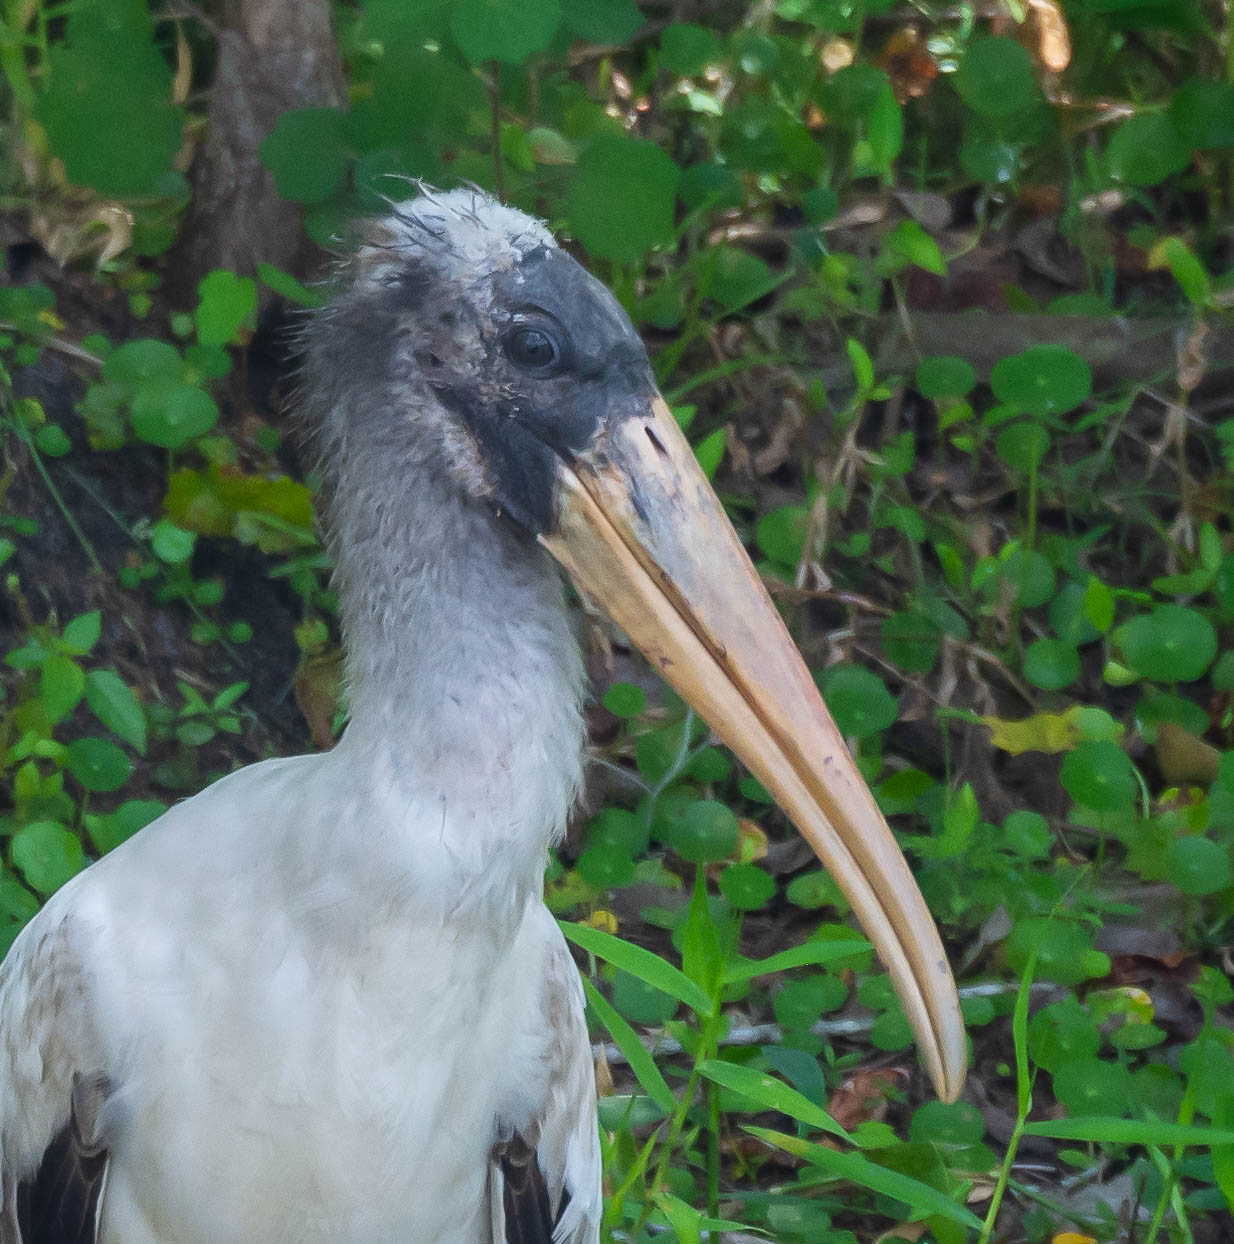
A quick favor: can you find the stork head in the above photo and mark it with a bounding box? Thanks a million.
[306,188,966,1103]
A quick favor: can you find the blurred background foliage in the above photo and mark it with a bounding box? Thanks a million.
[1,0,1234,1240]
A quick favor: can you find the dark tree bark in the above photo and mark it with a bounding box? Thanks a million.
[169,0,344,298]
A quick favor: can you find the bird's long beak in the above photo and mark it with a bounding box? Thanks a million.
[541,395,965,1102]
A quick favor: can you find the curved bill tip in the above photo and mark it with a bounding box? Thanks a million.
[542,394,967,1102]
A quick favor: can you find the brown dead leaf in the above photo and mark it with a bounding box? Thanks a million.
[1154,720,1221,785]
[1176,320,1210,393]
[1026,0,1072,71]
[876,28,938,102]
[876,1223,928,1244]
[827,1068,907,1130]
[293,652,343,750]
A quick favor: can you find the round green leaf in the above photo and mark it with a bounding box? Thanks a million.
[954,37,1038,119]
[36,424,72,457]
[103,338,182,387]
[567,137,681,262]
[756,505,808,568]
[660,23,723,76]
[129,380,219,449]
[1053,1058,1132,1117]
[1115,605,1217,682]
[820,665,898,739]
[773,974,847,1029]
[1007,917,1101,986]
[667,800,739,863]
[150,519,197,565]
[450,0,561,65]
[561,0,642,42]
[1028,997,1102,1073]
[66,737,133,793]
[1050,580,1101,645]
[1060,741,1137,812]
[679,162,743,211]
[577,843,636,890]
[910,1100,986,1145]
[881,611,941,674]
[611,968,678,1024]
[258,108,348,204]
[1171,79,1234,150]
[603,683,646,718]
[991,345,1092,417]
[916,355,976,399]
[589,807,650,855]
[1164,836,1232,896]
[1004,810,1053,860]
[719,863,776,911]
[999,547,1055,607]
[11,821,85,895]
[87,798,166,855]
[1107,113,1191,187]
[995,420,1051,471]
[1022,638,1080,690]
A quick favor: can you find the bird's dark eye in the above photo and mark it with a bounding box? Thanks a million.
[503,326,560,374]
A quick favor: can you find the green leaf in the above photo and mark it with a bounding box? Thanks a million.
[450,0,561,65]
[11,821,85,895]
[257,263,328,309]
[560,0,642,42]
[718,863,776,911]
[602,683,645,718]
[1164,836,1232,896]
[580,975,675,1113]
[1007,916,1106,986]
[820,665,898,739]
[41,653,84,724]
[195,271,258,347]
[916,355,975,399]
[61,610,102,655]
[129,381,219,449]
[746,1128,984,1228]
[35,9,180,196]
[65,737,133,793]
[756,505,808,567]
[667,800,739,864]
[886,220,945,275]
[1022,638,1080,690]
[259,108,349,204]
[1053,1058,1132,1116]
[660,23,723,75]
[694,427,725,480]
[567,136,680,262]
[723,939,870,984]
[882,611,941,674]
[910,1099,986,1145]
[576,843,636,889]
[1023,1118,1234,1147]
[703,247,780,313]
[995,420,1051,471]
[560,920,714,1015]
[1060,740,1137,811]
[1107,113,1191,187]
[991,345,1092,417]
[104,339,181,387]
[84,669,147,754]
[954,37,1038,119]
[86,798,165,854]
[1116,605,1217,682]
[1171,79,1234,149]
[700,1061,851,1140]
[150,520,197,565]
[35,423,72,457]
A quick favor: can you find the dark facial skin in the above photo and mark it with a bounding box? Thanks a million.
[422,246,658,535]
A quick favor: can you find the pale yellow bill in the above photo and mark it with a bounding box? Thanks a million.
[541,395,966,1102]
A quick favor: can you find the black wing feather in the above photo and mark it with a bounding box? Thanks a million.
[496,1130,570,1244]
[14,1075,109,1244]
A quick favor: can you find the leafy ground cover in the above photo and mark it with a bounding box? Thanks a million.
[2,0,1233,1240]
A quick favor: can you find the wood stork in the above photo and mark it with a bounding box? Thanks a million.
[0,190,965,1244]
